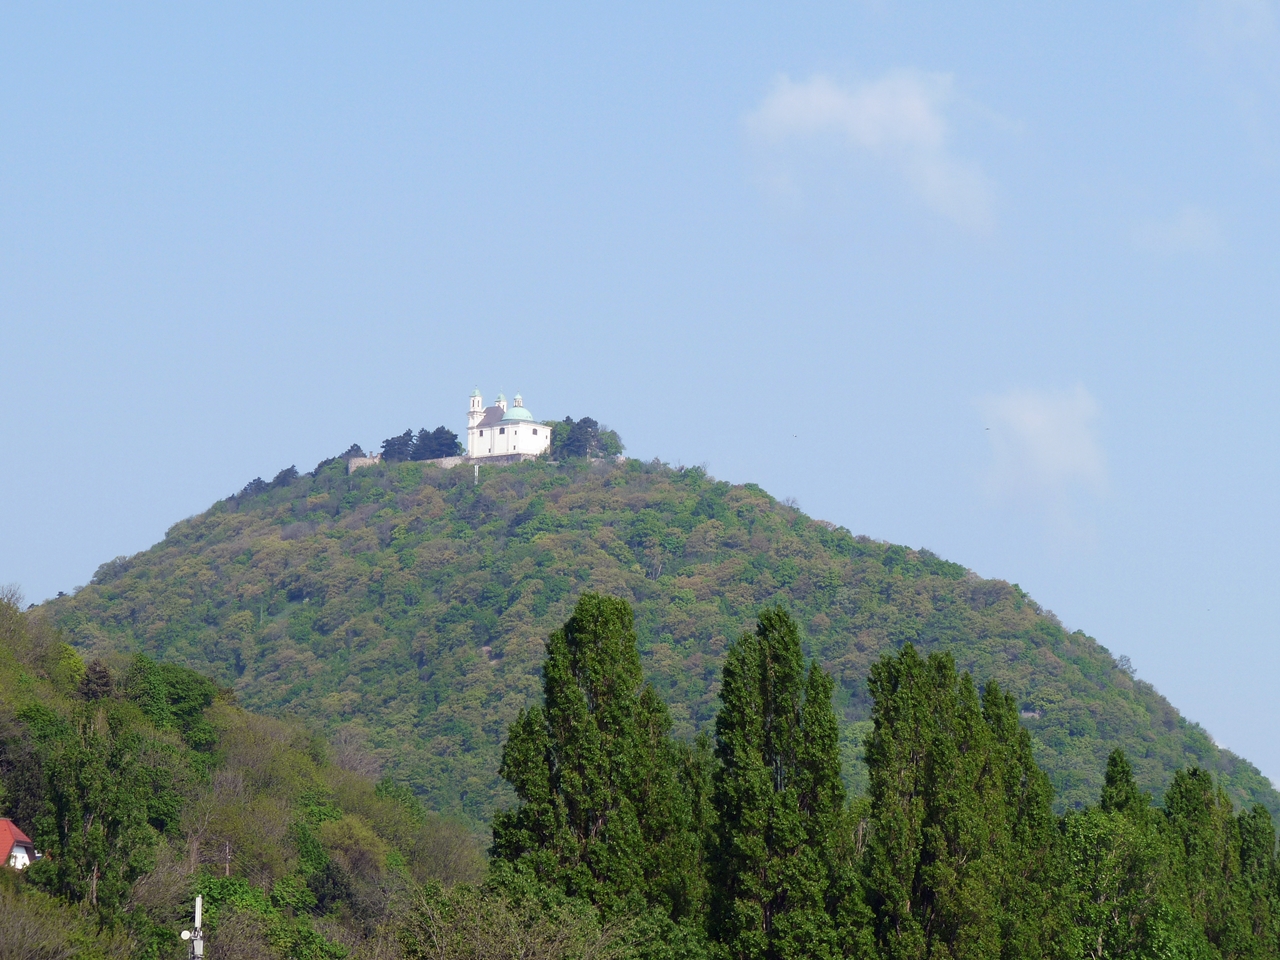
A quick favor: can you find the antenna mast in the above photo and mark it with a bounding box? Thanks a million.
[180,894,205,957]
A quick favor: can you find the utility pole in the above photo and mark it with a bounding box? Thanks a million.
[180,894,205,957]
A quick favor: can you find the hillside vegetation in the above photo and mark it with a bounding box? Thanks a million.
[47,456,1277,822]
[0,590,482,958]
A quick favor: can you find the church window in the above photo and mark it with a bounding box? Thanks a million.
[499,427,505,434]
[479,430,484,436]
[533,429,538,435]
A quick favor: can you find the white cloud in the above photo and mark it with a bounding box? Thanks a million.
[1132,206,1225,255]
[979,386,1106,537]
[746,71,993,230]
[1197,0,1279,57]
[1195,0,1280,145]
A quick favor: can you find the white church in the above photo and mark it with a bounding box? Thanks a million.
[467,390,551,459]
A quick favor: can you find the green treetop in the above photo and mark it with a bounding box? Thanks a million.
[862,643,1067,960]
[709,605,846,960]
[490,593,708,928]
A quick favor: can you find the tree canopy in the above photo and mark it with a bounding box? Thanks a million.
[381,426,464,462]
[550,416,624,459]
[47,457,1277,825]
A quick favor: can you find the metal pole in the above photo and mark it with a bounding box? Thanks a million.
[185,894,204,957]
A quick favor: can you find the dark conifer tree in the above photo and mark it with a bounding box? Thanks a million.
[381,429,415,462]
[381,430,409,461]
[78,659,113,700]
[491,593,707,929]
[709,606,844,960]
[270,465,298,488]
[411,426,463,460]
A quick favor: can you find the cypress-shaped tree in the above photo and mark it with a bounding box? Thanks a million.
[1163,767,1253,957]
[709,605,845,960]
[863,644,1066,960]
[1237,803,1279,954]
[981,680,1068,960]
[491,593,706,927]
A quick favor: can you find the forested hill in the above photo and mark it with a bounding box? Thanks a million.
[48,456,1277,823]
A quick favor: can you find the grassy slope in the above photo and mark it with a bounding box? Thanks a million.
[48,457,1278,823]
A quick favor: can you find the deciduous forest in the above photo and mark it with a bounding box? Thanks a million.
[8,449,1279,957]
[5,589,1280,959]
[47,455,1276,822]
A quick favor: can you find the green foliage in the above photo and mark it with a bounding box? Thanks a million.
[492,593,708,927]
[862,644,1066,960]
[46,458,1275,825]
[383,429,416,462]
[0,881,133,959]
[550,416,624,459]
[400,873,637,960]
[24,700,165,912]
[0,590,486,958]
[487,597,1280,960]
[198,876,345,960]
[381,426,465,463]
[709,606,845,960]
[6,564,1280,960]
[859,647,1280,960]
[414,426,465,460]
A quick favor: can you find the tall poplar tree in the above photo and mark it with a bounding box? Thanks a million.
[709,605,845,960]
[491,593,707,927]
[862,644,1065,960]
[1164,767,1252,957]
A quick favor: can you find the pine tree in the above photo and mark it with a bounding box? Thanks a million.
[412,426,463,460]
[709,605,844,960]
[490,593,706,927]
[381,429,415,462]
[78,658,113,700]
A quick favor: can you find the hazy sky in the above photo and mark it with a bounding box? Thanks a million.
[4,3,1279,781]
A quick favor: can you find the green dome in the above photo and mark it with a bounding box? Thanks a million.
[470,388,481,397]
[501,405,536,422]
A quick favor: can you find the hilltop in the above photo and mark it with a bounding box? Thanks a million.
[47,455,1278,823]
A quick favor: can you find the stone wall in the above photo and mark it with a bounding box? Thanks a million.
[346,455,382,473]
[347,453,538,475]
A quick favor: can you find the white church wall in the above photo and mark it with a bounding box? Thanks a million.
[462,392,551,460]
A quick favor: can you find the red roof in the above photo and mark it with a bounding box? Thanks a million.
[0,819,33,858]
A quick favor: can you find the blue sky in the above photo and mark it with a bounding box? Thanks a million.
[3,2,1279,782]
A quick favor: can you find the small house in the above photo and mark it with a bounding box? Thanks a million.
[0,819,36,870]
